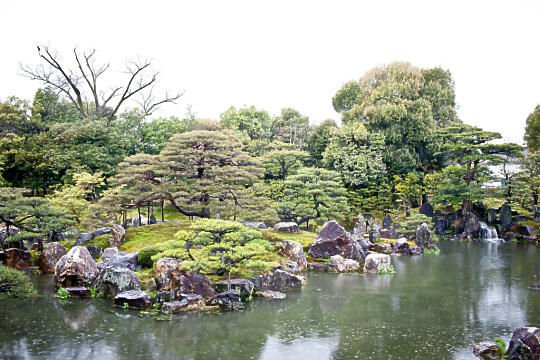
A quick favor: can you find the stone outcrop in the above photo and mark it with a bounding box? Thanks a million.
[214,278,254,300]
[419,202,434,218]
[373,243,392,255]
[94,264,141,297]
[307,262,328,272]
[3,248,35,270]
[154,257,215,300]
[327,255,360,272]
[252,269,303,292]
[206,289,244,311]
[500,204,513,229]
[308,221,364,261]
[280,240,307,271]
[382,215,393,229]
[109,225,126,248]
[239,221,268,229]
[352,213,367,239]
[114,290,152,309]
[472,341,500,360]
[38,242,67,273]
[273,222,300,233]
[363,253,391,274]
[54,246,98,289]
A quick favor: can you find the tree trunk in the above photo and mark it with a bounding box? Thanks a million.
[161,199,164,222]
[227,271,231,291]
[138,206,142,227]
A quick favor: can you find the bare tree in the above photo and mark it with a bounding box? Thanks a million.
[21,46,182,126]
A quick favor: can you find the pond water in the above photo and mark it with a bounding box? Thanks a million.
[1,241,539,360]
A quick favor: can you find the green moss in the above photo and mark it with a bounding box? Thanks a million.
[262,230,317,250]
[59,240,76,251]
[0,265,38,299]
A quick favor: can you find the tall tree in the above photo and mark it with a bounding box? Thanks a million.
[332,62,458,176]
[21,46,181,125]
[220,106,272,140]
[436,123,523,212]
[307,119,337,166]
[271,108,311,149]
[524,105,540,152]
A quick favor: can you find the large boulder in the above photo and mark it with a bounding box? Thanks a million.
[415,223,433,249]
[109,225,126,248]
[507,327,539,360]
[206,289,244,311]
[38,242,67,273]
[518,225,535,237]
[161,294,205,314]
[114,290,152,309]
[4,248,35,270]
[252,269,303,292]
[214,278,254,300]
[99,249,139,270]
[500,204,513,229]
[472,341,500,360]
[419,202,434,218]
[75,232,94,246]
[130,217,149,228]
[352,213,367,239]
[363,253,391,274]
[280,240,307,271]
[65,287,92,298]
[94,264,141,297]
[54,246,98,289]
[369,229,381,243]
[308,221,364,261]
[93,227,111,238]
[373,243,392,255]
[154,257,215,300]
[273,222,300,233]
[379,228,397,239]
[327,255,360,272]
[258,290,286,299]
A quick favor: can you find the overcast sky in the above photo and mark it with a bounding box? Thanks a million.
[2,0,539,143]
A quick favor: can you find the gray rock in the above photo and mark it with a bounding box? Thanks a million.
[252,269,304,292]
[109,224,126,248]
[472,341,500,360]
[363,253,391,273]
[94,264,141,297]
[65,287,91,298]
[54,246,98,289]
[92,227,111,238]
[273,222,300,233]
[419,202,434,218]
[379,228,397,239]
[85,244,102,260]
[130,217,149,228]
[327,255,360,272]
[0,227,19,246]
[506,327,539,360]
[38,242,67,273]
[284,260,301,273]
[353,213,367,239]
[307,262,328,271]
[206,290,244,311]
[364,214,375,226]
[258,290,286,299]
[369,229,381,243]
[373,243,392,255]
[239,221,268,229]
[382,215,392,229]
[99,250,139,270]
[161,294,205,314]
[114,290,152,309]
[500,204,513,229]
[280,240,307,271]
[154,257,215,300]
[214,278,254,300]
[75,232,94,246]
[415,223,433,249]
[518,225,535,236]
[308,221,365,261]
[62,228,80,240]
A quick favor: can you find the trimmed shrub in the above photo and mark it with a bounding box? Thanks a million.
[0,265,38,299]
[138,240,184,268]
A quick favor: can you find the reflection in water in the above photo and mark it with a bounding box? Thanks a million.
[0,242,539,360]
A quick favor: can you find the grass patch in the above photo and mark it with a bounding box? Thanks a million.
[0,265,38,299]
[89,221,191,252]
[262,230,317,250]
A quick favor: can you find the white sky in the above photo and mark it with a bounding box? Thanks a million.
[2,0,539,144]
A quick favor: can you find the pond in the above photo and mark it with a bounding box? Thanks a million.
[1,241,539,360]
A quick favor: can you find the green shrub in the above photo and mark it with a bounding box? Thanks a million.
[138,240,185,268]
[55,287,70,299]
[0,265,38,299]
[151,248,190,264]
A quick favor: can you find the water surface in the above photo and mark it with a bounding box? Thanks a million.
[1,241,539,360]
